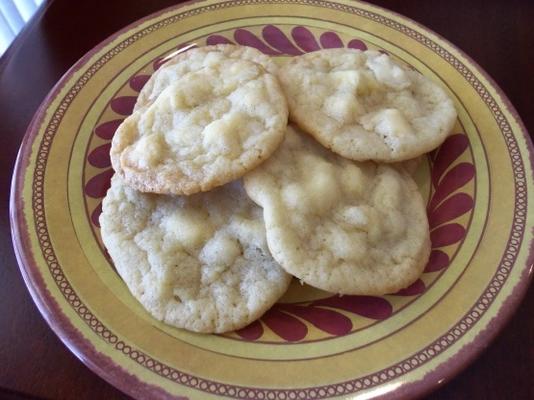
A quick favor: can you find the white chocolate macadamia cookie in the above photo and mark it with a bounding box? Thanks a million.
[278,49,456,162]
[100,175,292,333]
[244,126,431,295]
[111,57,288,195]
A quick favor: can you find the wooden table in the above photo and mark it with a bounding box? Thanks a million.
[1,0,532,399]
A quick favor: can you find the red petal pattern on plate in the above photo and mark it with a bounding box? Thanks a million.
[392,279,426,296]
[234,29,281,55]
[261,309,308,341]
[85,169,113,198]
[429,163,475,210]
[428,148,438,163]
[91,203,103,228]
[429,193,473,228]
[153,56,175,71]
[206,35,234,46]
[235,320,264,340]
[110,96,136,116]
[431,134,468,188]
[430,223,465,247]
[277,304,353,336]
[291,26,320,52]
[424,250,450,272]
[152,58,163,71]
[129,75,150,92]
[320,32,344,48]
[347,39,367,50]
[175,42,194,53]
[94,119,123,140]
[313,295,393,320]
[262,25,303,55]
[88,143,111,168]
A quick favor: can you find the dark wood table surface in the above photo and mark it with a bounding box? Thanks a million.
[1,0,532,399]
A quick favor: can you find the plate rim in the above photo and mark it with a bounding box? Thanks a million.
[9,0,534,399]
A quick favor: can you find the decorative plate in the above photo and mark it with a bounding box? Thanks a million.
[10,1,533,399]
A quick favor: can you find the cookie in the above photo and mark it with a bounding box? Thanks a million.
[135,44,279,111]
[278,48,457,162]
[111,57,288,195]
[100,175,292,333]
[243,126,431,295]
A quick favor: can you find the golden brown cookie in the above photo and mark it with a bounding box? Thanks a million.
[111,57,288,195]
